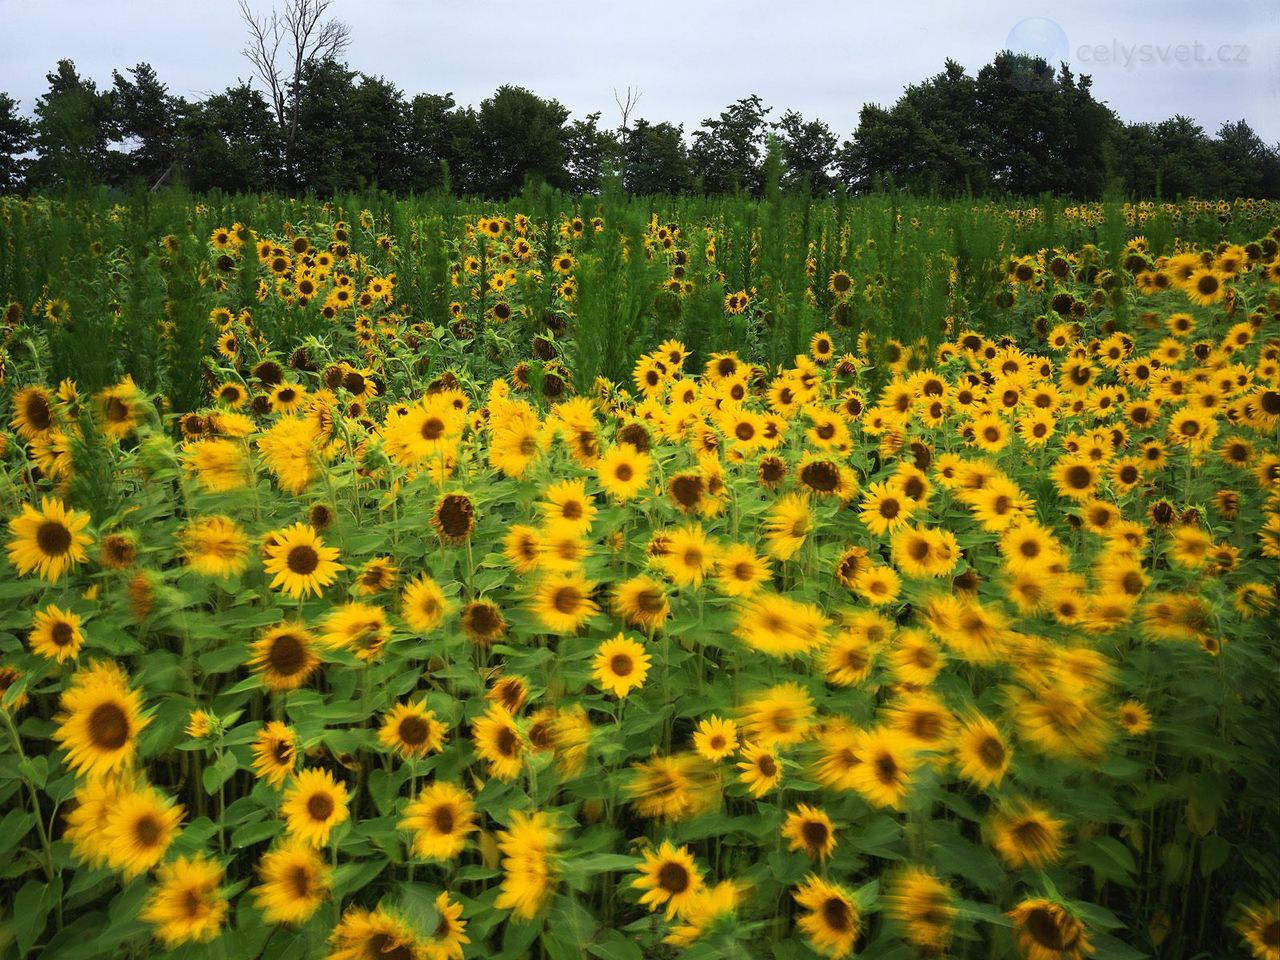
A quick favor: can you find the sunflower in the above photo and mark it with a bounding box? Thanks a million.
[742,683,815,747]
[953,713,1012,788]
[1234,899,1280,960]
[499,524,542,576]
[432,492,476,546]
[10,386,58,440]
[737,742,783,796]
[1185,268,1226,306]
[884,866,955,952]
[378,701,448,760]
[887,692,955,751]
[262,523,342,599]
[252,721,298,788]
[248,623,319,691]
[612,575,671,631]
[794,874,861,959]
[401,574,448,632]
[281,768,350,847]
[859,480,915,537]
[782,804,837,861]
[179,516,251,578]
[854,563,901,605]
[592,634,652,698]
[764,492,813,561]
[494,810,560,919]
[472,704,525,781]
[823,626,877,687]
[424,891,470,960]
[7,496,93,583]
[991,800,1067,869]
[735,592,830,657]
[692,715,739,762]
[1008,898,1093,960]
[1117,699,1153,735]
[661,524,717,586]
[140,854,228,948]
[53,661,149,778]
[714,543,772,597]
[95,375,145,439]
[353,556,398,596]
[103,784,185,879]
[530,571,598,634]
[64,777,126,868]
[252,840,331,925]
[633,841,705,919]
[400,781,477,861]
[891,525,959,579]
[597,444,651,502]
[29,604,85,663]
[849,727,917,809]
[328,905,424,960]
[460,599,506,647]
[627,752,717,821]
[321,602,391,662]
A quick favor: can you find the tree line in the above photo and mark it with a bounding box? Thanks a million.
[1,52,1277,198]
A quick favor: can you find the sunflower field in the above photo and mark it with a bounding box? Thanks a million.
[0,192,1278,960]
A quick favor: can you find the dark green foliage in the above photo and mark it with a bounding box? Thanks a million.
[3,50,1277,199]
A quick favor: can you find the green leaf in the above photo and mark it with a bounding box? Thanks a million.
[1077,836,1137,886]
[14,878,55,955]
[0,809,36,859]
[203,750,239,795]
[1199,834,1230,877]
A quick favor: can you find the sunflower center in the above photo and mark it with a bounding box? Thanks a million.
[106,396,130,423]
[496,726,520,758]
[671,474,703,508]
[368,933,413,960]
[399,716,429,746]
[51,621,75,647]
[421,416,445,441]
[432,805,456,835]
[552,586,582,615]
[1261,920,1280,947]
[289,865,311,899]
[286,545,319,576]
[910,713,943,741]
[25,394,54,430]
[878,498,900,520]
[269,633,307,675]
[1065,465,1091,489]
[88,702,130,750]
[801,820,829,848]
[437,496,474,537]
[978,736,1006,768]
[609,654,634,677]
[757,754,778,777]
[182,889,206,919]
[1013,819,1049,847]
[36,521,73,556]
[133,814,163,847]
[1025,907,1069,949]
[822,896,854,932]
[307,793,335,821]
[272,739,294,764]
[874,753,899,784]
[635,588,665,614]
[657,861,690,894]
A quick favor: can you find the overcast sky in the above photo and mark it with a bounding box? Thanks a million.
[3,0,1278,142]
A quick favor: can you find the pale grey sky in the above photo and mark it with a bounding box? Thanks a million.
[3,0,1278,141]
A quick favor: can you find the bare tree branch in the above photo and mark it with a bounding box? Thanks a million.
[614,86,642,137]
[239,0,350,140]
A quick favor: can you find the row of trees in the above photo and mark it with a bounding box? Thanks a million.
[2,54,1277,198]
